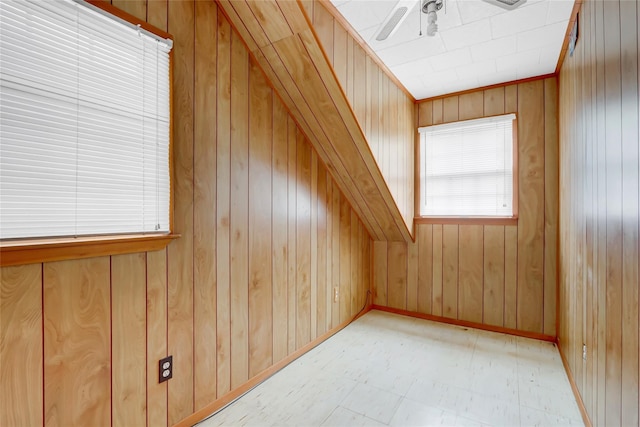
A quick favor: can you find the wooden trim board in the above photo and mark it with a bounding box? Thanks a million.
[557,338,594,427]
[371,305,557,342]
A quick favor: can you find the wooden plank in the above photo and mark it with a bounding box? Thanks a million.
[215,10,232,398]
[272,94,289,364]
[387,242,408,310]
[296,134,312,348]
[248,59,273,378]
[112,0,146,21]
[287,120,298,353]
[317,166,328,337]
[146,249,167,427]
[350,209,359,316]
[483,87,505,117]
[373,241,388,306]
[603,0,623,422]
[432,224,443,316]
[331,178,341,328]
[619,0,639,423]
[194,0,217,409]
[504,225,518,329]
[505,84,518,113]
[442,225,459,319]
[458,225,484,323]
[111,253,146,427]
[44,258,111,427]
[312,0,334,62]
[516,80,545,333]
[333,22,348,96]
[353,43,366,126]
[543,77,559,337]
[324,172,333,332]
[246,0,293,45]
[418,100,433,128]
[432,98,443,125]
[310,152,318,340]
[443,96,459,123]
[406,237,419,313]
[483,226,505,327]
[230,29,249,390]
[339,193,351,323]
[147,0,167,33]
[417,224,433,314]
[167,0,194,421]
[346,35,354,107]
[0,264,42,427]
[458,91,484,120]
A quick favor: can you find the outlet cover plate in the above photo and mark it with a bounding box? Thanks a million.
[159,355,173,383]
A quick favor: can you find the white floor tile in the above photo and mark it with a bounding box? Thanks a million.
[196,311,583,427]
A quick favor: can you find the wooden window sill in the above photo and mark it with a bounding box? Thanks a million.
[415,217,518,226]
[0,233,180,267]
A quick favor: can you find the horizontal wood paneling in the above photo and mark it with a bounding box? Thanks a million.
[374,78,558,335]
[558,0,639,425]
[0,2,372,426]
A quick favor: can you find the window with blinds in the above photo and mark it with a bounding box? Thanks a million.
[418,114,516,217]
[0,0,172,240]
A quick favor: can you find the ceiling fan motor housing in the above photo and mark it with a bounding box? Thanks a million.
[481,0,528,10]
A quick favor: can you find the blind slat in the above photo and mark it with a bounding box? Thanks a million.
[0,0,172,239]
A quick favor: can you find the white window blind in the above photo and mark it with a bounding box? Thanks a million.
[418,114,515,217]
[0,0,172,240]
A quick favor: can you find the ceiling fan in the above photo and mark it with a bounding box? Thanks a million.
[375,0,527,41]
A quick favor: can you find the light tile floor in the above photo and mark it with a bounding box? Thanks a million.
[197,310,583,427]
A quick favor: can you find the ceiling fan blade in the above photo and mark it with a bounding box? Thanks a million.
[375,0,418,41]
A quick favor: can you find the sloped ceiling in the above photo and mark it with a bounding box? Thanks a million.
[331,0,575,99]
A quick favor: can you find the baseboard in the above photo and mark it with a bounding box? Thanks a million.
[174,305,373,427]
[556,340,593,427]
[371,305,557,342]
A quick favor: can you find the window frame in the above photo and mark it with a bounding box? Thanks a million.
[0,0,177,267]
[415,113,519,226]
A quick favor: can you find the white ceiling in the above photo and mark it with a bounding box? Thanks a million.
[330,0,575,100]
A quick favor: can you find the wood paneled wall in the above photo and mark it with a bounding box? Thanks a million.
[0,2,371,426]
[311,1,415,233]
[373,78,559,336]
[558,0,639,425]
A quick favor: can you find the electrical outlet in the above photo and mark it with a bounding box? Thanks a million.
[159,355,173,383]
[582,344,587,361]
[333,287,339,302]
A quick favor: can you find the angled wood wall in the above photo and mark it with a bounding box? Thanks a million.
[311,1,415,234]
[0,1,371,426]
[558,0,639,425]
[373,78,559,336]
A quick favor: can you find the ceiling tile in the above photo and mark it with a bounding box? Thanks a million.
[440,19,492,51]
[469,36,517,62]
[489,1,549,39]
[428,47,473,71]
[376,35,447,66]
[516,21,568,52]
[455,0,506,24]
[336,0,396,32]
[546,0,575,24]
[455,58,496,80]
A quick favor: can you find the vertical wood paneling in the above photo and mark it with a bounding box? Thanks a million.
[483,226,505,327]
[230,29,250,390]
[379,79,557,335]
[458,225,483,323]
[215,9,232,398]
[558,1,640,424]
[517,80,545,333]
[167,0,194,421]
[1,264,42,427]
[44,258,111,427]
[442,225,459,319]
[112,253,147,427]
[248,60,273,378]
[272,96,289,364]
[406,238,419,312]
[373,241,388,305]
[194,0,217,409]
[1,4,376,426]
[296,134,312,348]
[146,249,167,427]
[417,224,433,314]
[387,242,407,310]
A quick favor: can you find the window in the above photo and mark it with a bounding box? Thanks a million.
[418,114,516,218]
[0,0,173,240]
